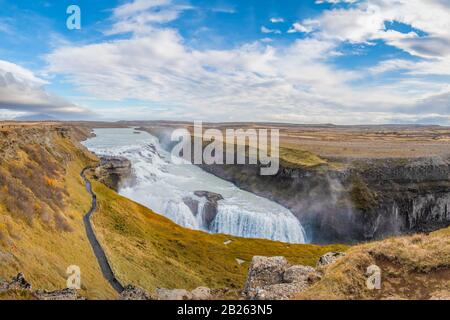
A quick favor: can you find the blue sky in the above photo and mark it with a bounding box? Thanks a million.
[0,0,449,124]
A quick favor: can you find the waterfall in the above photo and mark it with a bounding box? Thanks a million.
[82,128,307,244]
[211,205,306,243]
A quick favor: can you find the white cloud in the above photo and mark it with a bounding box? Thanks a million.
[0,60,47,85]
[47,27,425,124]
[261,26,281,34]
[260,38,273,43]
[211,6,235,14]
[0,60,92,119]
[312,0,450,58]
[288,20,320,34]
[270,18,284,23]
[107,0,193,35]
[315,0,358,4]
[44,0,450,124]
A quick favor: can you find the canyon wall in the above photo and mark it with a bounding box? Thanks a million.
[199,157,450,243]
[142,126,450,244]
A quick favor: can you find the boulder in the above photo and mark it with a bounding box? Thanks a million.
[317,252,346,268]
[7,273,32,291]
[94,157,133,191]
[156,288,193,300]
[191,287,212,300]
[251,283,309,300]
[243,256,325,300]
[283,265,316,284]
[120,285,153,300]
[243,256,289,297]
[34,288,84,300]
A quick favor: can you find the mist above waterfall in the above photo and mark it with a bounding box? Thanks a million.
[83,128,307,244]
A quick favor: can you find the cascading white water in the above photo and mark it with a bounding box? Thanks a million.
[82,128,307,244]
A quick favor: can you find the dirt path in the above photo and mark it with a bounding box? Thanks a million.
[81,167,124,294]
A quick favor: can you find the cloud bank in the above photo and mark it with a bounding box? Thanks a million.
[43,0,450,124]
[0,60,92,119]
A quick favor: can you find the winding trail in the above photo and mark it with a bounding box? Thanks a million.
[81,167,124,294]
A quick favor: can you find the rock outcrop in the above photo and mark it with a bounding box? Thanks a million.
[317,252,346,268]
[183,191,224,229]
[183,197,199,216]
[199,157,450,243]
[155,286,212,300]
[93,157,133,191]
[156,288,192,300]
[243,256,288,296]
[120,285,154,300]
[34,288,85,300]
[191,287,212,300]
[243,253,344,300]
[0,273,32,292]
[0,273,85,300]
[194,191,224,228]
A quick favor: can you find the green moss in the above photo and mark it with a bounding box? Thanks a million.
[279,147,328,168]
[349,176,378,211]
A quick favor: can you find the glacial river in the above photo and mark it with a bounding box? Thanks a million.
[82,128,307,244]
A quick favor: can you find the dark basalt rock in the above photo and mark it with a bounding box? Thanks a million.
[3,273,32,291]
[194,191,224,228]
[94,156,133,191]
[199,157,450,244]
[183,197,199,216]
[194,191,224,203]
[183,191,224,228]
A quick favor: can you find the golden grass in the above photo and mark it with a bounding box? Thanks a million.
[0,126,348,299]
[296,231,450,300]
[0,131,116,300]
[90,177,347,294]
[0,289,36,300]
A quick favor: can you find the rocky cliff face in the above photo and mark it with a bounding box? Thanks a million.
[183,191,224,229]
[199,156,450,244]
[137,126,450,244]
[93,157,133,191]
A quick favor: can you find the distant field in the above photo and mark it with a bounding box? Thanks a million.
[125,121,450,163]
[5,120,450,160]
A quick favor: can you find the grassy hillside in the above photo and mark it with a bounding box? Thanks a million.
[296,229,450,300]
[90,177,347,295]
[0,125,116,299]
[0,124,347,299]
[1,124,447,300]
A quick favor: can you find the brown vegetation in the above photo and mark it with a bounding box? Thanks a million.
[296,231,450,300]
